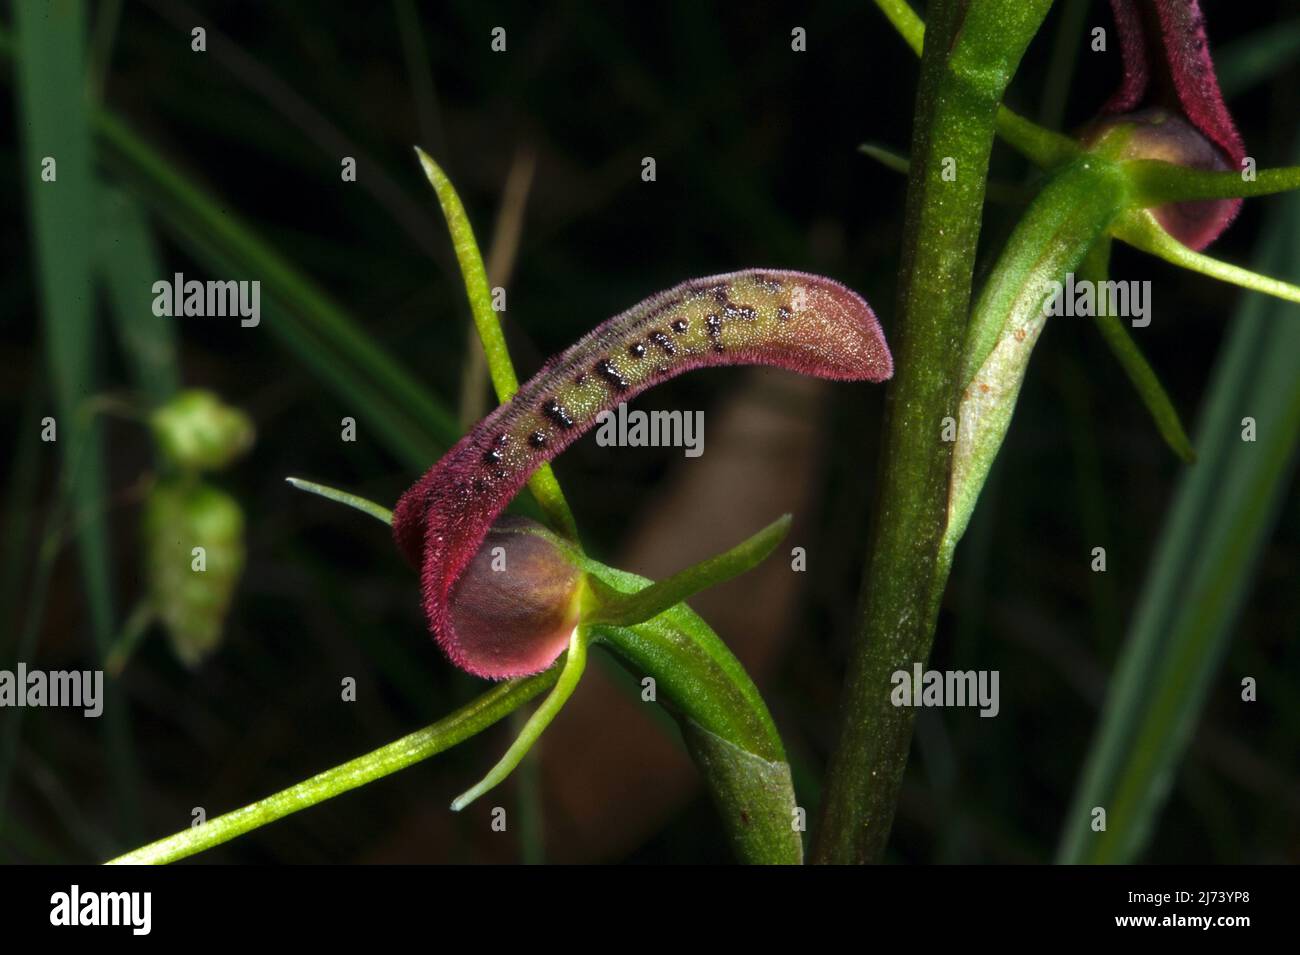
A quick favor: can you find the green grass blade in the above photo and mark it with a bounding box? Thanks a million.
[188,237,444,470]
[0,381,43,654]
[97,186,179,407]
[13,0,139,843]
[1057,135,1300,865]
[93,111,460,454]
[1216,19,1300,98]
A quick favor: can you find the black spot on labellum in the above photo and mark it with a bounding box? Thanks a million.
[628,341,647,359]
[706,313,724,352]
[494,468,508,480]
[649,330,675,355]
[541,398,575,429]
[707,283,730,305]
[777,305,792,321]
[671,318,689,334]
[472,477,488,493]
[574,371,589,385]
[482,448,502,465]
[724,302,756,321]
[494,433,510,446]
[595,358,630,391]
[529,430,548,449]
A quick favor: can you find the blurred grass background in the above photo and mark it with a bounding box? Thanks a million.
[1,0,1297,863]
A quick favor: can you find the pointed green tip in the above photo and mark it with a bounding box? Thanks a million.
[413,145,444,187]
[858,142,911,176]
[285,476,394,525]
[1114,211,1300,306]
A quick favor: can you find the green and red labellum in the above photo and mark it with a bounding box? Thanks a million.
[1098,0,1244,250]
[393,269,892,678]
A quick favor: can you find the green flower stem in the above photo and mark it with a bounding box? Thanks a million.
[815,0,1054,865]
[451,627,589,811]
[414,148,577,539]
[1113,210,1300,305]
[104,670,560,864]
[871,0,1079,170]
[1125,160,1300,204]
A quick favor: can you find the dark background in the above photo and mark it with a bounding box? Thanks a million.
[2,0,1298,863]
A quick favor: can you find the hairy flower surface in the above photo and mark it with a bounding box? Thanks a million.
[393,269,892,677]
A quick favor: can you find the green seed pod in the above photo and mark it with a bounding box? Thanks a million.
[144,477,246,667]
[150,389,255,473]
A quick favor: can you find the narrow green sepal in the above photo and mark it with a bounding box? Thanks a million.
[449,626,589,811]
[584,514,792,627]
[1095,316,1196,464]
[286,476,394,525]
[1113,209,1300,305]
[415,147,577,538]
[1080,240,1196,464]
[1124,159,1300,206]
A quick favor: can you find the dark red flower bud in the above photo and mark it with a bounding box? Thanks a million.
[1095,0,1245,249]
[441,517,584,678]
[1082,107,1236,251]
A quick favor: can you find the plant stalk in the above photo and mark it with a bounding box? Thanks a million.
[813,0,1054,864]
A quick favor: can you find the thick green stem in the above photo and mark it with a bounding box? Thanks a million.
[814,0,1054,865]
[871,0,1078,170]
